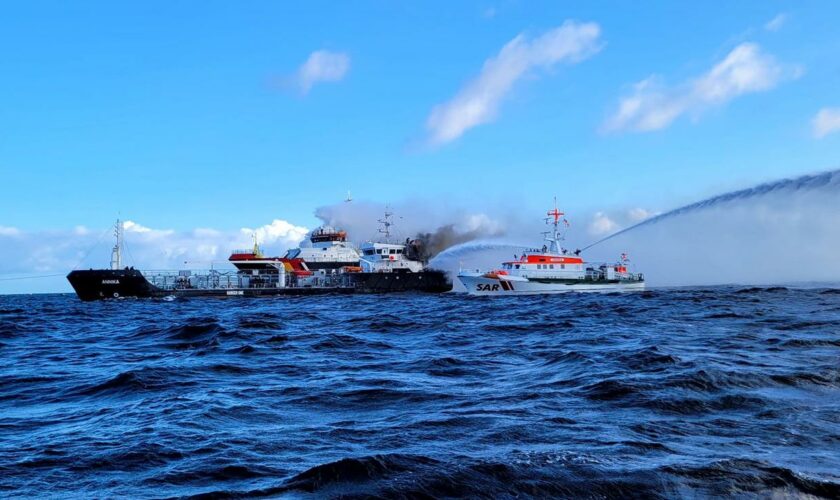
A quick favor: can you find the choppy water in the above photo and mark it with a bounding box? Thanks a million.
[1,288,839,498]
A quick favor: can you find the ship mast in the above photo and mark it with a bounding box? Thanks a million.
[110,219,123,270]
[543,198,565,254]
[252,233,263,257]
[377,207,393,242]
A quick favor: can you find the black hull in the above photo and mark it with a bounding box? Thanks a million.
[67,268,452,301]
[67,269,161,301]
[66,269,355,301]
[350,269,452,293]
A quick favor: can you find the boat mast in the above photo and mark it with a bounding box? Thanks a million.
[544,198,564,254]
[377,207,393,242]
[252,233,263,257]
[110,219,123,270]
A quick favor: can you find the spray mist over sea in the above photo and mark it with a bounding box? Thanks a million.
[433,169,840,287]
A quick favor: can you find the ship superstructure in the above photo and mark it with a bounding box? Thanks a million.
[284,226,360,270]
[358,210,424,274]
[457,201,644,295]
[228,234,302,274]
[340,209,450,292]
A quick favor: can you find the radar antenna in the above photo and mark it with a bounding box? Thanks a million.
[377,207,394,241]
[542,197,566,254]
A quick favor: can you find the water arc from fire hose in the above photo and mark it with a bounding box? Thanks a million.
[581,168,840,252]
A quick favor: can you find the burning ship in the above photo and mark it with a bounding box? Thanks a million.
[457,202,644,295]
[66,212,451,301]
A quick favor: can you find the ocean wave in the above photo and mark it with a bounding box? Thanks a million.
[75,367,193,396]
[189,454,840,498]
[662,459,840,497]
[2,288,839,497]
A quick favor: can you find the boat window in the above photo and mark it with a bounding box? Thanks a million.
[515,264,520,269]
[561,264,565,269]
[389,249,396,254]
[397,249,403,254]
[550,264,554,269]
[376,249,383,254]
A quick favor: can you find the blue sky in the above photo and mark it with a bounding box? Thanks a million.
[1,2,840,291]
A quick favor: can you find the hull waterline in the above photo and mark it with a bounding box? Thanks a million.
[457,274,645,296]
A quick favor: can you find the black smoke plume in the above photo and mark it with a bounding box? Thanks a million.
[313,200,508,259]
[410,224,504,262]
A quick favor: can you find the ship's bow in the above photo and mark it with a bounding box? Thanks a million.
[67,269,158,301]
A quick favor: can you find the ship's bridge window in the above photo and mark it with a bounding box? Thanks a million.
[397,249,403,254]
[389,249,396,254]
[376,249,383,254]
[364,249,375,256]
[515,264,520,269]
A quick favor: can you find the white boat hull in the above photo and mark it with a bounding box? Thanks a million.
[457,274,645,295]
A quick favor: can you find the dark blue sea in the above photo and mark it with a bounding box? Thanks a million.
[1,288,839,498]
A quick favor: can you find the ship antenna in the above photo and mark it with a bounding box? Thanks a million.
[377,206,393,242]
[544,197,565,253]
[110,218,123,270]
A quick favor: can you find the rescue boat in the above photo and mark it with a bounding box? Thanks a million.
[457,202,645,295]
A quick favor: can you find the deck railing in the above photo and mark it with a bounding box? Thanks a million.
[140,269,353,290]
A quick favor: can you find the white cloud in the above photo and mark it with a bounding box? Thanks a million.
[764,13,787,32]
[0,226,21,237]
[0,219,309,277]
[627,208,655,222]
[240,219,309,247]
[588,212,619,236]
[812,107,840,139]
[584,208,659,237]
[459,213,504,234]
[604,43,796,133]
[123,220,152,233]
[193,228,222,238]
[294,50,350,94]
[124,220,175,239]
[425,21,602,146]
